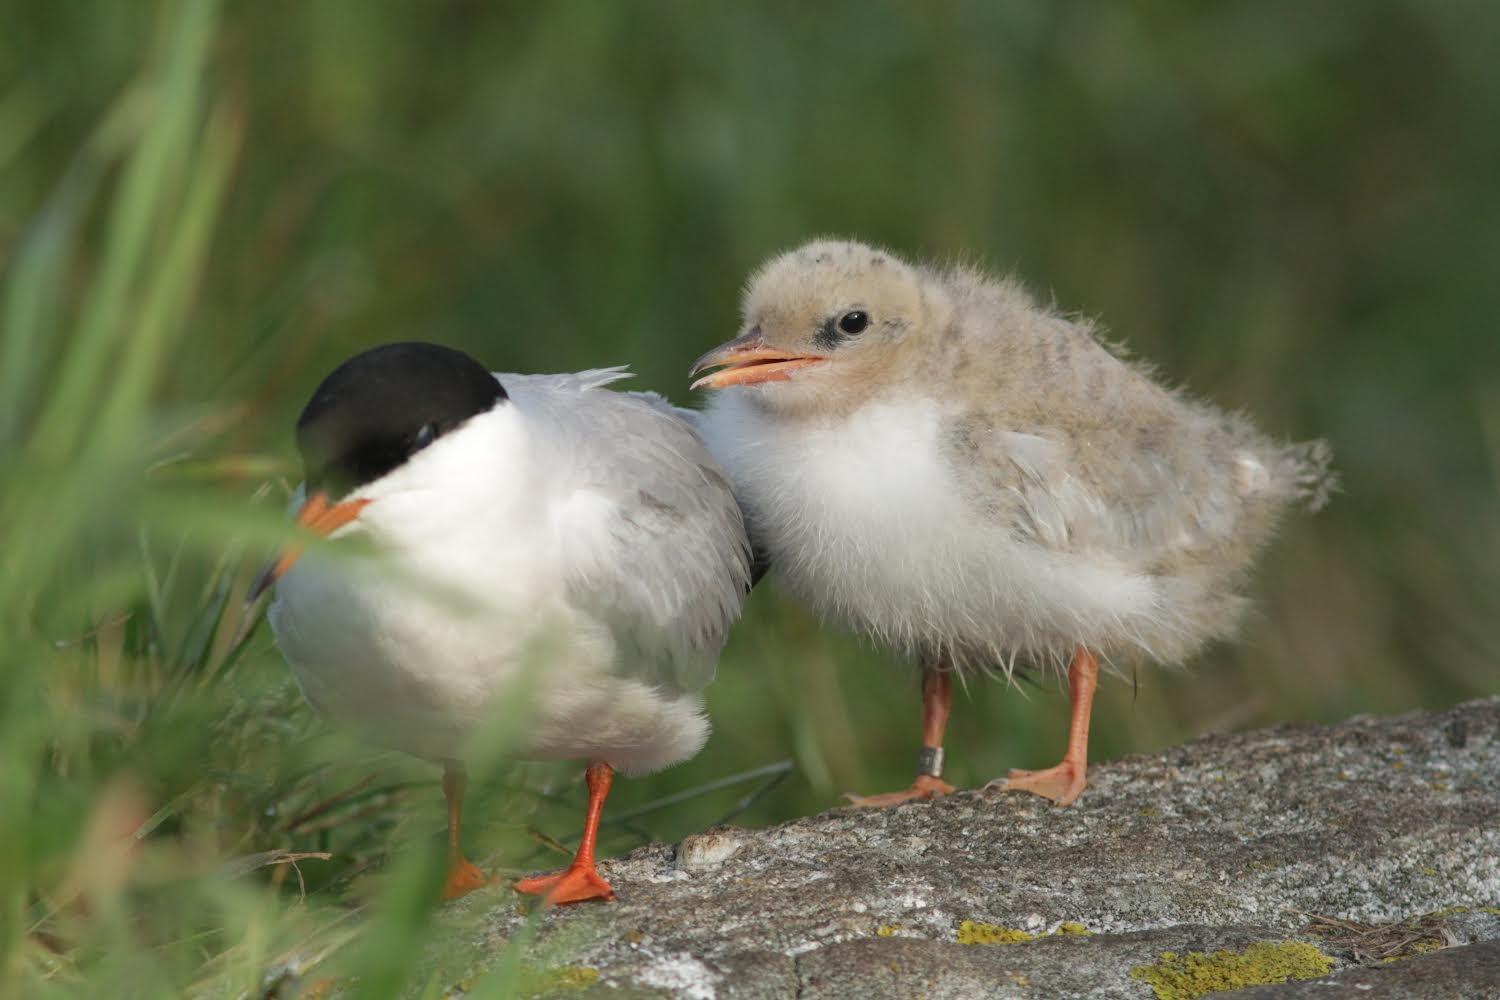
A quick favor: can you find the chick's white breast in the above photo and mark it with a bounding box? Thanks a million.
[699,391,1166,670]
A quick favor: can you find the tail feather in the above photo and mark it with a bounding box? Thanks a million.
[1278,438,1337,512]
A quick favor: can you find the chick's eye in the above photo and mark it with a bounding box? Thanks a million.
[838,310,870,335]
[412,422,438,451]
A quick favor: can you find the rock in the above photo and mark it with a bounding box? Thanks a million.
[674,831,746,872]
[1220,939,1500,998]
[466,698,1500,998]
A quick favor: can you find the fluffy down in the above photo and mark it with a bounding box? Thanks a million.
[697,239,1334,676]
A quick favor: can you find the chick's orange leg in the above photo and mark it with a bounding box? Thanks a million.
[514,761,616,905]
[998,646,1098,806]
[847,662,956,807]
[440,762,488,900]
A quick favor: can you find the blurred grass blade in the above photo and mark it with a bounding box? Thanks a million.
[598,759,794,832]
[96,96,242,443]
[0,83,52,173]
[0,162,95,448]
[176,561,234,676]
[0,76,156,446]
[31,0,220,462]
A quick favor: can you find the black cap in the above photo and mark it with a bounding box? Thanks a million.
[295,342,506,498]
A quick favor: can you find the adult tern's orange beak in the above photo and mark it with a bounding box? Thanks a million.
[689,330,825,390]
[247,491,371,602]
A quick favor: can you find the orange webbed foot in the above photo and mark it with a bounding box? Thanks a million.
[990,760,1087,806]
[514,864,615,905]
[845,774,956,808]
[441,856,489,901]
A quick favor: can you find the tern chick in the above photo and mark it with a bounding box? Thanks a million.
[691,240,1333,807]
[258,342,750,900]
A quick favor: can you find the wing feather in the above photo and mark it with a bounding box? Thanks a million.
[501,371,751,695]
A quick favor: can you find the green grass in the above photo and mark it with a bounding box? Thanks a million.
[2,0,1497,995]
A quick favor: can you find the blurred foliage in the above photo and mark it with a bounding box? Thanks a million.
[1,0,1496,994]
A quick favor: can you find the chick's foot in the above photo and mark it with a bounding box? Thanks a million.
[845,774,956,808]
[991,761,1087,806]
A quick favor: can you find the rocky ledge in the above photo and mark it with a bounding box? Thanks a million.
[461,698,1500,998]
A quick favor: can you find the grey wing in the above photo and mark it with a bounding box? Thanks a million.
[507,372,752,695]
[948,403,1307,566]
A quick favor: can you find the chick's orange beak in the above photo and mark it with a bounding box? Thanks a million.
[690,330,825,390]
[247,491,370,602]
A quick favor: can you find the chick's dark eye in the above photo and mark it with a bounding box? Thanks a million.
[838,310,869,335]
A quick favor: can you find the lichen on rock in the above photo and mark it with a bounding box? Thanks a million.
[1128,941,1334,999]
[455,698,1499,998]
[524,965,599,996]
[955,919,1091,945]
[956,920,1036,945]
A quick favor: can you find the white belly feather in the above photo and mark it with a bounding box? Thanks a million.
[269,546,707,774]
[267,400,712,775]
[700,392,1164,670]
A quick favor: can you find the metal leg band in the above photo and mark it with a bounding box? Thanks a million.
[917,745,944,779]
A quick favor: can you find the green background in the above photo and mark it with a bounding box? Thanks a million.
[3,1,1496,994]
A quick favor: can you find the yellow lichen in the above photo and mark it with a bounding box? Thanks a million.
[955,920,1091,945]
[533,966,599,993]
[1380,937,1448,964]
[1129,941,1334,1000]
[875,924,901,937]
[956,920,1035,945]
